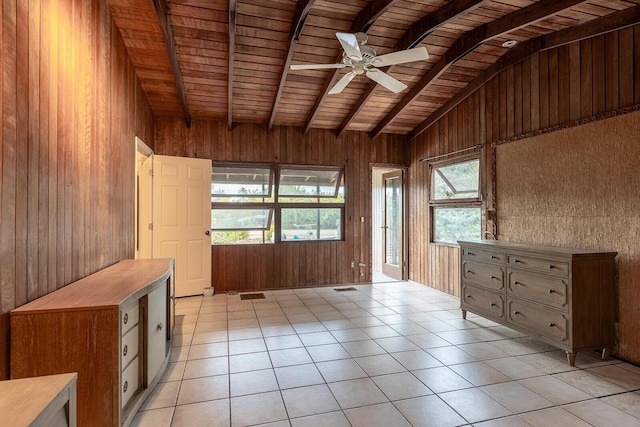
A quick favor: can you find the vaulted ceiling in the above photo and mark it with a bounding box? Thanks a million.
[107,0,640,139]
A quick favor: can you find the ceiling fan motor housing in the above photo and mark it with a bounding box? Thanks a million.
[342,45,376,67]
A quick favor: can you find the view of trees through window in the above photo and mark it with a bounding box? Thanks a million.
[430,158,481,244]
[211,165,344,244]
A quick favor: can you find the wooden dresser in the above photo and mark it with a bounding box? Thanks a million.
[0,373,77,426]
[458,240,616,365]
[10,259,175,427]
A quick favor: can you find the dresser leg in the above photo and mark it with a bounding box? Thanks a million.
[566,351,576,366]
[601,348,611,361]
[461,309,467,320]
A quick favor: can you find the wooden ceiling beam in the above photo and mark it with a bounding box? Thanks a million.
[152,0,191,128]
[268,0,316,132]
[336,0,486,137]
[228,0,237,130]
[352,0,398,33]
[408,5,640,141]
[302,0,400,134]
[370,0,588,139]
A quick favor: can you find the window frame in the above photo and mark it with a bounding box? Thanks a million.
[277,165,344,199]
[429,154,482,246]
[211,162,345,245]
[211,164,274,198]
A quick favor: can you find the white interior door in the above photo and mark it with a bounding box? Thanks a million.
[152,155,212,297]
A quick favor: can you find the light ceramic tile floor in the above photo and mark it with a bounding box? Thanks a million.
[131,281,640,427]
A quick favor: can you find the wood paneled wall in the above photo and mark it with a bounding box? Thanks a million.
[409,25,640,363]
[0,0,155,379]
[154,120,408,292]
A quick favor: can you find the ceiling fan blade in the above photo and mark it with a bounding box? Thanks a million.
[290,63,346,70]
[370,47,429,67]
[365,69,407,93]
[336,32,362,61]
[328,71,356,94]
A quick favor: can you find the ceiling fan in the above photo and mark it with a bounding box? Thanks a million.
[290,32,429,94]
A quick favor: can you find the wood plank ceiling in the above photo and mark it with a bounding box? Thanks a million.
[108,0,640,138]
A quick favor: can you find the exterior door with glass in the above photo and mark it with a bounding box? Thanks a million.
[382,170,404,280]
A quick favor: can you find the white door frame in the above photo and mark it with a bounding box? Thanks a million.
[371,165,408,281]
[135,137,154,259]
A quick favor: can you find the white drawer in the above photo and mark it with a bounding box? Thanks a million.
[147,284,168,385]
[121,303,139,335]
[121,325,139,371]
[121,356,139,409]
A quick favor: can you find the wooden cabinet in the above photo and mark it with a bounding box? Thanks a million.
[459,240,616,365]
[10,259,175,427]
[0,373,77,426]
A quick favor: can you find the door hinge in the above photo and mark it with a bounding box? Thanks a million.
[148,223,153,230]
[149,168,154,176]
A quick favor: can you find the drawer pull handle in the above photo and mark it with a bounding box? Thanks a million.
[490,275,497,279]
[513,310,520,315]
[467,252,474,255]
[123,313,129,325]
[548,289,555,294]
[490,302,496,307]
[157,322,164,331]
[123,381,128,393]
[549,264,555,269]
[513,259,520,263]
[123,345,128,357]
[548,322,555,327]
[466,295,472,299]
[513,281,521,285]
[491,255,497,259]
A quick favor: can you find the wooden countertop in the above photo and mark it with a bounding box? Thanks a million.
[11,259,174,314]
[0,373,77,426]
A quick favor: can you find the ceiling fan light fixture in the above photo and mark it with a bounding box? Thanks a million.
[502,40,518,48]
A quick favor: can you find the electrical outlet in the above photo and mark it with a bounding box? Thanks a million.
[350,261,355,268]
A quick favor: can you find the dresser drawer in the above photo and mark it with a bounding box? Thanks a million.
[507,299,569,345]
[507,255,569,276]
[461,247,506,264]
[462,261,505,291]
[121,325,140,371]
[121,357,140,409]
[462,284,504,321]
[508,270,568,309]
[121,303,139,335]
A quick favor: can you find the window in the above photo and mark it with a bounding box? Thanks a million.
[430,157,481,244]
[211,164,344,244]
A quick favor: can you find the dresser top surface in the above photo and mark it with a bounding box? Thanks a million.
[458,240,617,258]
[11,258,174,314]
[0,373,77,424]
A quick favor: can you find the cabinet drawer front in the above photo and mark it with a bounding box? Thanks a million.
[121,326,140,371]
[462,247,505,264]
[507,299,569,345]
[462,261,505,291]
[508,270,568,309]
[121,303,140,335]
[462,284,504,321]
[121,357,140,409]
[507,255,569,276]
[147,284,168,385]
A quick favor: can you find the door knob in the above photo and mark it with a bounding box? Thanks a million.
[205,230,210,236]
